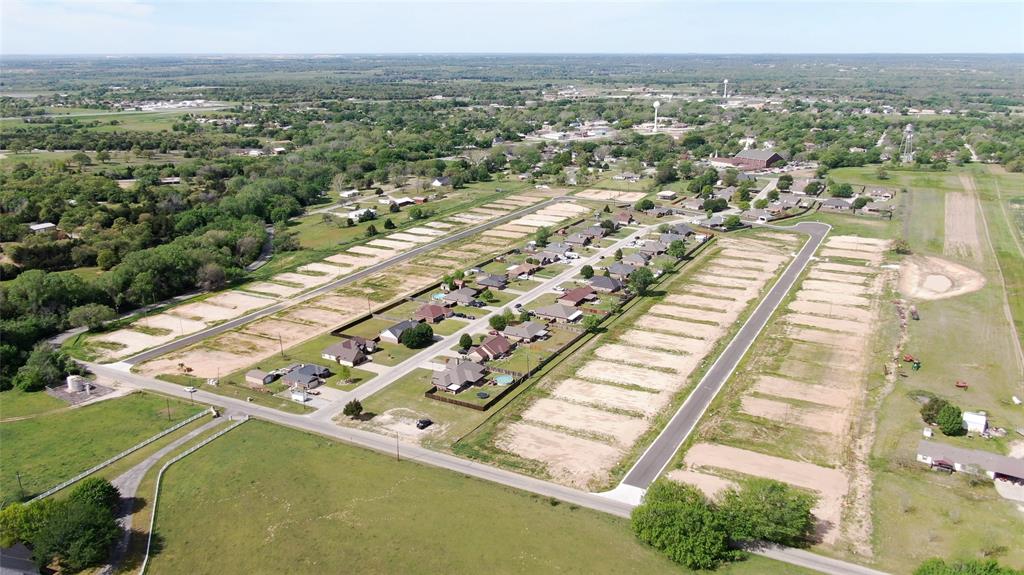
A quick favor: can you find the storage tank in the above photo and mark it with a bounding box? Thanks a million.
[66,375,87,392]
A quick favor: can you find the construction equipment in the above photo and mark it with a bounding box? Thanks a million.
[912,361,922,371]
[903,354,916,363]
[909,305,920,320]
[955,380,969,389]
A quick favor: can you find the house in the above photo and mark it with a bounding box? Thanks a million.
[821,198,852,211]
[443,287,478,306]
[656,190,677,200]
[916,440,1024,481]
[28,222,57,234]
[962,411,988,433]
[534,251,561,264]
[775,193,802,209]
[282,363,330,389]
[639,241,668,255]
[470,334,514,362]
[793,179,824,196]
[534,303,583,323]
[346,208,376,220]
[614,211,635,225]
[667,223,695,236]
[863,201,893,215]
[432,359,487,393]
[508,263,539,279]
[589,275,623,293]
[558,286,597,307]
[321,339,368,367]
[379,319,422,343]
[645,207,672,218]
[414,303,453,323]
[390,196,415,206]
[158,177,182,185]
[545,242,572,256]
[477,274,508,289]
[606,262,637,279]
[681,198,705,211]
[583,225,609,239]
[703,214,726,229]
[502,321,549,342]
[339,189,361,199]
[660,232,688,245]
[867,187,893,201]
[622,252,650,267]
[741,209,772,223]
[714,186,737,202]
[566,233,591,246]
[245,369,278,386]
[431,176,451,187]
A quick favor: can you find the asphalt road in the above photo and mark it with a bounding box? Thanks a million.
[621,221,831,488]
[123,196,574,365]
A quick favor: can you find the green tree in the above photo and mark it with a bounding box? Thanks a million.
[724,215,743,230]
[95,150,111,164]
[920,397,950,424]
[614,248,623,261]
[71,152,92,172]
[479,288,496,303]
[365,224,379,238]
[399,323,434,349]
[876,167,890,180]
[634,198,655,211]
[753,199,769,209]
[629,267,655,295]
[913,558,1020,575]
[343,399,363,418]
[459,333,473,350]
[582,314,602,333]
[631,481,736,570]
[777,174,793,191]
[580,265,594,279]
[719,478,817,547]
[30,500,119,572]
[534,226,551,247]
[831,183,855,198]
[68,478,121,514]
[384,218,396,230]
[518,309,531,323]
[67,304,116,331]
[489,314,508,331]
[852,196,870,210]
[937,403,965,436]
[667,240,686,259]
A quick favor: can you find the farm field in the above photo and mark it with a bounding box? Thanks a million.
[146,420,809,575]
[0,392,203,503]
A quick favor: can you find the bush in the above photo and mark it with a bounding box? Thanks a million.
[489,315,508,331]
[580,265,594,279]
[459,333,473,350]
[937,403,965,436]
[399,323,434,349]
[343,399,363,418]
[631,481,737,570]
[719,478,817,547]
[913,558,1021,575]
[920,397,950,424]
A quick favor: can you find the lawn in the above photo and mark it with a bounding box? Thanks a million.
[478,289,517,307]
[148,420,806,574]
[0,389,67,420]
[432,317,469,336]
[371,341,426,366]
[341,317,394,339]
[221,332,377,391]
[506,278,542,291]
[0,392,203,502]
[156,373,312,414]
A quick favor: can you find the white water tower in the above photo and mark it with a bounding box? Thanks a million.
[723,79,729,98]
[652,100,661,133]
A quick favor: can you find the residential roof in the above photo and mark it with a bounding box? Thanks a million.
[607,262,637,277]
[668,223,695,235]
[477,274,508,288]
[639,240,668,253]
[444,287,478,303]
[822,198,851,208]
[283,363,329,385]
[432,360,486,391]
[415,304,450,320]
[584,226,608,238]
[246,369,269,380]
[589,275,623,291]
[382,319,421,339]
[660,233,687,245]
[503,321,548,340]
[508,263,539,277]
[622,253,649,265]
[546,242,571,254]
[566,233,590,245]
[559,286,596,306]
[917,439,1024,479]
[535,303,583,321]
[735,148,782,161]
[29,222,57,231]
[322,340,365,363]
[479,334,513,357]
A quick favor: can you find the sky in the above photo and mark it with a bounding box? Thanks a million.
[2,0,1022,55]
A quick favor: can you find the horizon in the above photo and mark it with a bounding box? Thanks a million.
[3,1,1022,55]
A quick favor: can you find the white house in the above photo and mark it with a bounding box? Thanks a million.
[962,411,987,433]
[346,208,376,220]
[29,222,57,234]
[656,190,677,200]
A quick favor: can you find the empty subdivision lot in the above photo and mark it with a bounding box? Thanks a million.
[673,235,889,547]
[491,234,796,488]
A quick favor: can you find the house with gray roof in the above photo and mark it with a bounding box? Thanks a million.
[502,321,549,342]
[282,363,330,389]
[477,274,508,289]
[534,303,583,323]
[443,287,478,306]
[622,252,649,267]
[432,359,487,393]
[589,275,623,293]
[639,240,668,255]
[379,319,422,343]
[606,262,637,279]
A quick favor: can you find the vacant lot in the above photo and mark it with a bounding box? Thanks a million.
[0,392,202,502]
[147,421,804,575]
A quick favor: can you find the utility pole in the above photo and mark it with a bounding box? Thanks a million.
[278,333,284,358]
[165,398,171,421]
[396,434,401,462]
[16,471,24,497]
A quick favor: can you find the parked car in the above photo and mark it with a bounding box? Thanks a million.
[416,419,434,430]
[184,386,197,393]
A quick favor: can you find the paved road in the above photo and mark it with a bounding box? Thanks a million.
[621,221,831,488]
[121,196,575,365]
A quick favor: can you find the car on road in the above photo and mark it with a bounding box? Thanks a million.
[514,303,522,308]
[184,386,197,393]
[416,419,433,430]
[552,286,565,292]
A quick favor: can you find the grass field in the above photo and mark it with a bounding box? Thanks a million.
[0,389,67,420]
[0,392,203,502]
[220,332,377,392]
[147,420,811,575]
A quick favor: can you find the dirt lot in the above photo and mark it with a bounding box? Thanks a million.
[482,229,527,239]
[278,305,352,327]
[815,261,873,275]
[754,375,855,408]
[243,281,303,298]
[272,272,332,288]
[665,293,746,311]
[785,313,869,335]
[497,422,624,488]
[139,331,275,378]
[786,326,860,348]
[739,396,846,435]
[349,245,398,258]
[787,300,872,322]
[819,248,883,264]
[404,226,445,236]
[576,360,680,391]
[325,253,376,266]
[521,398,647,447]
[646,303,730,325]
[576,189,646,202]
[618,329,686,352]
[594,343,694,372]
[683,443,847,544]
[689,273,765,289]
[945,191,983,261]
[636,316,726,340]
[550,378,669,417]
[298,262,351,276]
[713,258,779,273]
[368,238,415,250]
[898,255,986,300]
[795,290,871,307]
[807,270,869,284]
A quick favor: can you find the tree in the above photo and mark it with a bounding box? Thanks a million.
[95,150,111,164]
[724,215,743,230]
[631,481,736,570]
[667,240,686,259]
[580,265,594,279]
[937,403,965,436]
[196,262,227,291]
[518,309,531,323]
[399,323,434,349]
[343,399,363,418]
[777,174,793,191]
[459,333,473,350]
[719,479,817,547]
[67,304,116,331]
[831,183,855,198]
[489,314,508,331]
[479,288,496,303]
[852,196,870,210]
[13,344,76,392]
[753,199,769,209]
[629,267,655,296]
[614,248,623,261]
[920,397,950,424]
[534,226,551,247]
[384,218,396,230]
[913,558,1020,575]
[388,202,400,213]
[30,500,119,572]
[68,478,121,514]
[893,239,913,255]
[876,167,890,180]
[634,198,655,211]
[658,259,675,275]
[582,314,602,333]
[365,224,379,238]
[71,152,92,172]
[602,204,611,213]
[701,198,728,212]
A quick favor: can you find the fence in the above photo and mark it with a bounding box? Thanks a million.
[140,415,249,575]
[30,408,213,502]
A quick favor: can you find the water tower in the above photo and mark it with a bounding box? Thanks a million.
[652,100,661,133]
[723,79,729,98]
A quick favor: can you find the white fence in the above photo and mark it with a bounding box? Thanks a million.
[140,415,249,574]
[30,408,214,502]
